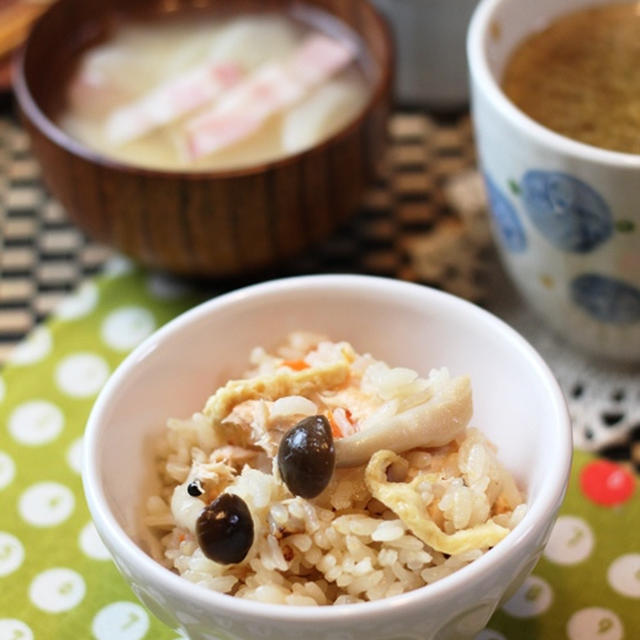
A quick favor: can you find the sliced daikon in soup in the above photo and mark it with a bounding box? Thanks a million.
[207,15,301,68]
[282,72,369,154]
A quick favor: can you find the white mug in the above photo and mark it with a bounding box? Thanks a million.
[468,0,640,362]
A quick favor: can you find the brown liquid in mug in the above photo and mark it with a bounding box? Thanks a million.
[502,2,640,154]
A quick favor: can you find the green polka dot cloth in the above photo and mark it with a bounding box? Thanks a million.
[0,263,638,640]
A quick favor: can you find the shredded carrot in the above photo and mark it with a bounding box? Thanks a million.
[178,533,186,543]
[327,409,343,439]
[282,359,310,371]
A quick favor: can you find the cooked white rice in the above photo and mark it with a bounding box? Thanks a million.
[145,332,526,605]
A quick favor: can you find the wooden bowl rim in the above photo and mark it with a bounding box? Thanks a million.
[13,0,393,181]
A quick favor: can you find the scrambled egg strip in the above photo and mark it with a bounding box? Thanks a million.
[365,450,510,555]
[204,360,350,424]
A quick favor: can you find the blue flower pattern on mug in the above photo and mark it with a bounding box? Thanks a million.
[521,171,613,252]
[571,273,640,325]
[483,173,527,252]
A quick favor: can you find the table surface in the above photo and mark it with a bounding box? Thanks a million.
[0,105,638,469]
[0,103,639,640]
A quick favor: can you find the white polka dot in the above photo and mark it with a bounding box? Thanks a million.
[608,554,640,598]
[0,619,33,640]
[0,452,15,491]
[8,327,52,366]
[543,516,594,565]
[567,607,623,640]
[8,400,64,446]
[66,438,83,475]
[55,353,110,398]
[147,274,191,300]
[0,377,5,404]
[475,631,506,640]
[79,522,111,561]
[29,568,85,613]
[103,255,134,278]
[101,307,156,352]
[92,602,150,640]
[0,532,25,577]
[502,575,553,618]
[19,482,75,527]
[55,282,99,320]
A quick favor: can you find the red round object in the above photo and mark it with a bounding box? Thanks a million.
[580,460,635,506]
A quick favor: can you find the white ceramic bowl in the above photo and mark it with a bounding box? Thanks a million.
[83,275,571,640]
[468,0,640,362]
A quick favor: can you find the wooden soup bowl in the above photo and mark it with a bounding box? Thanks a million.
[14,0,392,276]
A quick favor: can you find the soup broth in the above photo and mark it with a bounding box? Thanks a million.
[59,11,371,171]
[502,2,640,154]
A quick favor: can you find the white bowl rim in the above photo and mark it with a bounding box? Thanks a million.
[83,274,572,623]
[467,0,640,169]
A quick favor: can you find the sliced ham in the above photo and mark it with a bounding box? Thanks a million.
[182,33,357,160]
[105,61,243,145]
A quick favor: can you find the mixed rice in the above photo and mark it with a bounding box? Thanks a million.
[145,332,526,605]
